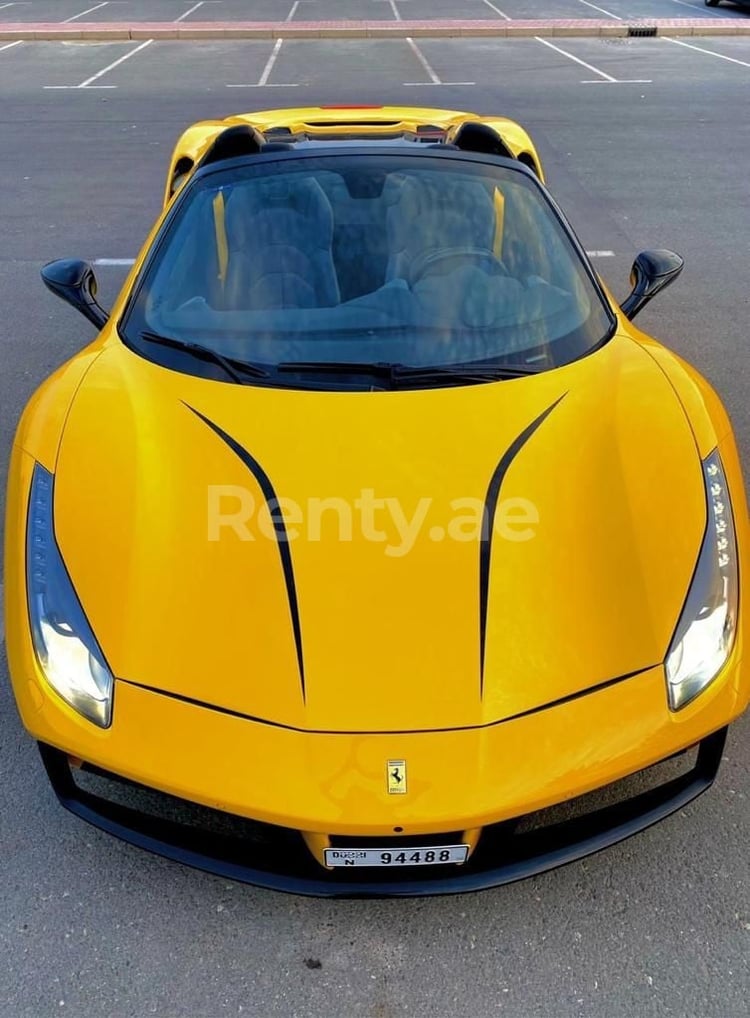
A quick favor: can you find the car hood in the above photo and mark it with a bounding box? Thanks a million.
[54,333,705,733]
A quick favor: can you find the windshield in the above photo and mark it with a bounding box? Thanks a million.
[122,152,614,388]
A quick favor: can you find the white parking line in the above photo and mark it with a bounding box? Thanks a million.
[663,36,750,67]
[175,1,222,22]
[478,0,511,19]
[536,37,651,84]
[0,40,23,52]
[577,0,622,19]
[286,0,314,18]
[0,2,32,10]
[63,2,110,22]
[225,37,300,88]
[77,39,154,85]
[587,250,615,257]
[257,38,283,86]
[373,0,409,18]
[176,1,206,20]
[44,38,154,89]
[671,0,721,13]
[405,36,439,82]
[535,36,617,81]
[404,37,474,85]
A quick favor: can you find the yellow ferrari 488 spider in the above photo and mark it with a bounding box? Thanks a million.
[5,106,748,896]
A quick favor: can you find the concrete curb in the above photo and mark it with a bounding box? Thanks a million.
[0,18,749,42]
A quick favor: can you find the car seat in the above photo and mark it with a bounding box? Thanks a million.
[222,177,340,310]
[383,174,496,284]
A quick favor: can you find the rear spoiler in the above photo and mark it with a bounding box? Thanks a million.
[167,120,533,201]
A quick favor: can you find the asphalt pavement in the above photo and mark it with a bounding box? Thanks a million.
[1,0,750,23]
[1,30,750,1018]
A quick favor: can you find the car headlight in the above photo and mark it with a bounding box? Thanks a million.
[665,450,739,711]
[27,463,113,727]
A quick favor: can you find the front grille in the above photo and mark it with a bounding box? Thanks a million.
[513,745,699,834]
[76,764,289,847]
[39,728,727,896]
[69,762,307,872]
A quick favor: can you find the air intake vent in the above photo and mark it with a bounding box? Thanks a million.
[628,25,657,37]
[450,122,515,160]
[200,125,265,167]
[304,120,400,127]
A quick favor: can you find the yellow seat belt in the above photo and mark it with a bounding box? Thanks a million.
[492,187,505,259]
[212,190,229,289]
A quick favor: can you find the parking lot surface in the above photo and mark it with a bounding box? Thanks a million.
[1,29,750,1018]
[1,0,750,23]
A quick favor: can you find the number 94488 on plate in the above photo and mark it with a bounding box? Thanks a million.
[325,845,469,868]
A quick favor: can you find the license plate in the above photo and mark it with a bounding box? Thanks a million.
[324,845,469,868]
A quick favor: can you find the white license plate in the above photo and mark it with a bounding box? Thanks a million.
[324,845,469,868]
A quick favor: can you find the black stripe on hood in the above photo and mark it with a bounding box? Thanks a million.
[186,405,306,701]
[480,394,567,693]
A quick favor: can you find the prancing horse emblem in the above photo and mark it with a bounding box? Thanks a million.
[387,759,407,795]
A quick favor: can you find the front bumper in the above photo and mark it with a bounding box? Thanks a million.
[16,656,748,835]
[40,728,727,897]
[13,616,748,895]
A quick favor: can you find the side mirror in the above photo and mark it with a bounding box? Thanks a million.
[621,249,684,321]
[40,259,109,330]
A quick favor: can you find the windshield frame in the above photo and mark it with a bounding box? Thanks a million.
[118,146,617,389]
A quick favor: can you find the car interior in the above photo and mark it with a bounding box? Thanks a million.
[142,160,599,364]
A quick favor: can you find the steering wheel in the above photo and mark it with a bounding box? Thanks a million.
[408,246,509,287]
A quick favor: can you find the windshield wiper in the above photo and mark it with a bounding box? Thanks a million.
[277,360,543,385]
[139,331,270,382]
[392,362,543,382]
